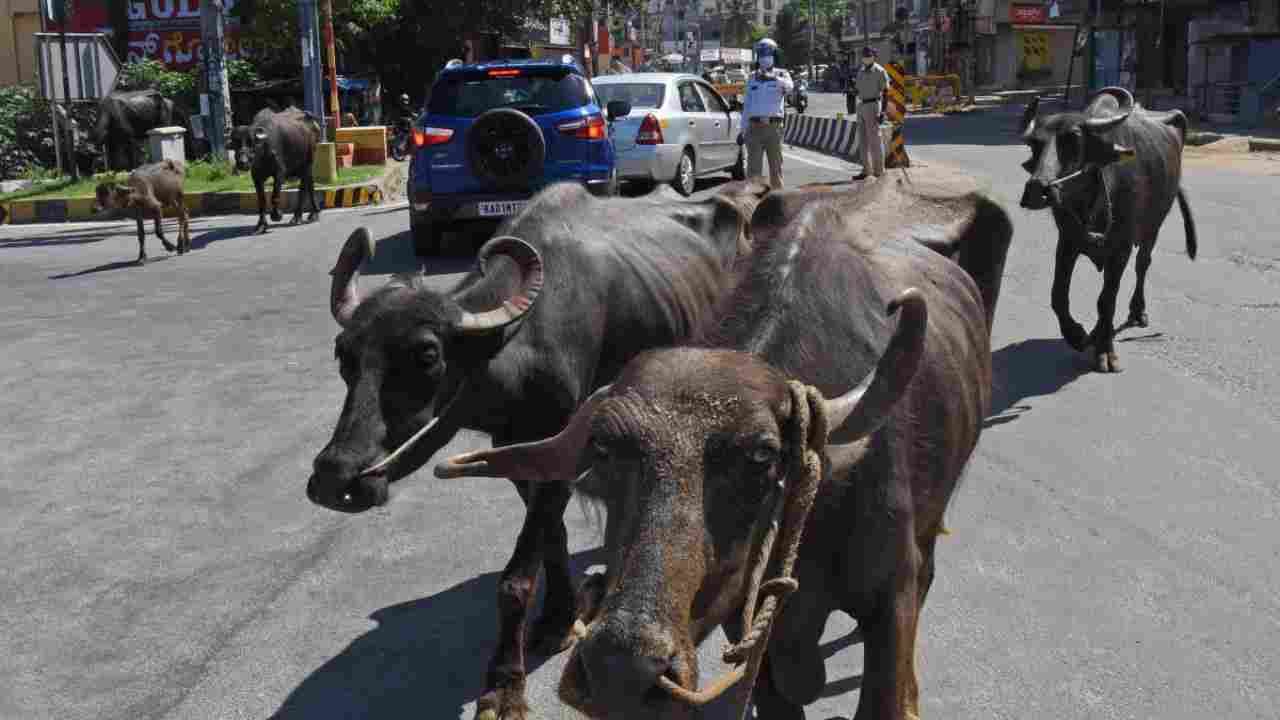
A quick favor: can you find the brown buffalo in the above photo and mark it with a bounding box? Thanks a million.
[94,159,191,264]
[438,168,1013,719]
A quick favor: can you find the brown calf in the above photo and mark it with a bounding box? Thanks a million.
[94,159,191,264]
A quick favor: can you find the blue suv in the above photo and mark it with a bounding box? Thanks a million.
[408,56,631,255]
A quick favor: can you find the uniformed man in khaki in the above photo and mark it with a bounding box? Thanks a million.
[741,37,793,189]
[852,46,890,180]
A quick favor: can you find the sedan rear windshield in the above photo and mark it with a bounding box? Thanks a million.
[427,69,593,118]
[594,83,666,110]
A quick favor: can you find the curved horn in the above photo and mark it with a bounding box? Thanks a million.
[456,236,545,334]
[434,384,613,482]
[329,227,374,328]
[822,288,928,439]
[1083,86,1134,133]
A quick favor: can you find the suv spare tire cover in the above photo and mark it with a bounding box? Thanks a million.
[466,108,547,190]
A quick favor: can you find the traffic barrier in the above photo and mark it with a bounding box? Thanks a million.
[783,114,859,157]
[0,183,384,225]
[884,62,911,168]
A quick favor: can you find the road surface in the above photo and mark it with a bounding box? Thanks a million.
[1,97,1278,720]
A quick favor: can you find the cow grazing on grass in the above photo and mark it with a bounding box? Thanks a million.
[438,167,1014,720]
[244,108,322,234]
[94,159,191,264]
[91,89,185,171]
[1018,86,1198,372]
[308,179,769,720]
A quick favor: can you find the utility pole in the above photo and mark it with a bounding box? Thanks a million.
[322,0,341,130]
[298,0,326,138]
[201,0,231,162]
[46,0,78,178]
[809,0,817,86]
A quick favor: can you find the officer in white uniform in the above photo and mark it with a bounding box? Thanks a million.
[741,38,793,189]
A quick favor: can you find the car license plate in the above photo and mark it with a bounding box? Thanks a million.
[477,201,526,218]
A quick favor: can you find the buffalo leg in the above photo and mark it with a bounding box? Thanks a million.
[1051,236,1089,351]
[1088,245,1132,373]
[254,176,270,234]
[1126,240,1154,328]
[529,480,580,655]
[305,171,320,223]
[152,202,176,253]
[272,163,288,221]
[477,476,554,720]
[754,654,807,720]
[854,544,923,720]
[134,209,148,264]
[176,198,191,254]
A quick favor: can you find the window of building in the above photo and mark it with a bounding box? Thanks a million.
[763,0,772,9]
[763,13,772,25]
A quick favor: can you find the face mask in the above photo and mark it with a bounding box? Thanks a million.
[759,56,774,70]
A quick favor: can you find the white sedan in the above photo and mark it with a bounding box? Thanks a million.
[593,73,746,196]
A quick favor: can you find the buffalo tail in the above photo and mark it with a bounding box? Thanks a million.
[1177,187,1197,260]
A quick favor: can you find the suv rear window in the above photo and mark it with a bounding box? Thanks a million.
[427,69,593,118]
[595,83,666,109]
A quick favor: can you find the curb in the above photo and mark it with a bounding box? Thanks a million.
[1,181,384,226]
[1249,137,1280,152]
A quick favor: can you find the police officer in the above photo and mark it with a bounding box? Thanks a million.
[741,37,793,189]
[852,46,890,180]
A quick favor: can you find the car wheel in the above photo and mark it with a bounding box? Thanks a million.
[412,214,442,257]
[730,146,746,180]
[671,150,695,197]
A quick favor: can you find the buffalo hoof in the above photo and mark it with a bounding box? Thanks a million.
[270,210,283,222]
[289,216,302,226]
[1095,351,1121,373]
[307,212,320,224]
[255,223,269,235]
[1126,312,1149,329]
[475,679,528,720]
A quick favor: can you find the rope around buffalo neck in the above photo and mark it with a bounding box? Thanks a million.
[654,381,825,718]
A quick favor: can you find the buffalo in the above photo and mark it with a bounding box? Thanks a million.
[90,89,185,171]
[438,168,1014,720]
[1018,86,1198,372]
[93,159,191,264]
[244,108,322,234]
[309,179,768,720]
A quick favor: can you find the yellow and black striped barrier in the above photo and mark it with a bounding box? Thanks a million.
[884,62,911,169]
[0,183,384,225]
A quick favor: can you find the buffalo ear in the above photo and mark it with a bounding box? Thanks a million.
[1084,132,1136,165]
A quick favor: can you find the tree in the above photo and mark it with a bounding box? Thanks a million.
[773,3,807,66]
[721,0,755,47]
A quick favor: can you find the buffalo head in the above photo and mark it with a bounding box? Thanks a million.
[435,290,928,718]
[307,227,544,513]
[93,182,132,213]
[1018,87,1138,211]
[230,125,254,172]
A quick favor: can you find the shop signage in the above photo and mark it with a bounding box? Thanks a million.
[1010,4,1048,24]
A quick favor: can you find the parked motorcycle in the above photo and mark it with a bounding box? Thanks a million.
[388,116,412,162]
[788,79,809,114]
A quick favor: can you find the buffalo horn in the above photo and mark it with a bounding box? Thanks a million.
[1083,86,1135,133]
[434,384,613,482]
[455,236,545,334]
[821,287,928,439]
[329,227,374,328]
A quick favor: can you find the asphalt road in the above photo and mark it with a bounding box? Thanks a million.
[2,97,1278,720]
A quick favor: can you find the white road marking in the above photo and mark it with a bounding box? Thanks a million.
[782,148,859,173]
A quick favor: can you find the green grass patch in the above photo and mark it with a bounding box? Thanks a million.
[1,163,385,202]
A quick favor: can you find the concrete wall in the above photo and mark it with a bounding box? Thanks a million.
[0,0,41,86]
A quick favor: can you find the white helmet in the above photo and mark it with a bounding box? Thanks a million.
[754,37,779,58]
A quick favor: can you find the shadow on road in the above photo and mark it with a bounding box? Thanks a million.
[270,547,608,720]
[985,337,1091,428]
[1,231,114,249]
[48,254,174,279]
[191,224,261,251]
[903,98,1074,149]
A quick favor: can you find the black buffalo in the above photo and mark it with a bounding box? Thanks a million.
[244,107,322,234]
[437,168,1014,719]
[90,89,185,171]
[308,180,768,720]
[1018,87,1198,372]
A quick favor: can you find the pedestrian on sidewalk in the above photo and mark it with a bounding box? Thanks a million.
[852,46,890,180]
[741,37,793,190]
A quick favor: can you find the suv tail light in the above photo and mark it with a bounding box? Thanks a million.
[556,114,606,140]
[636,113,663,145]
[413,127,454,147]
